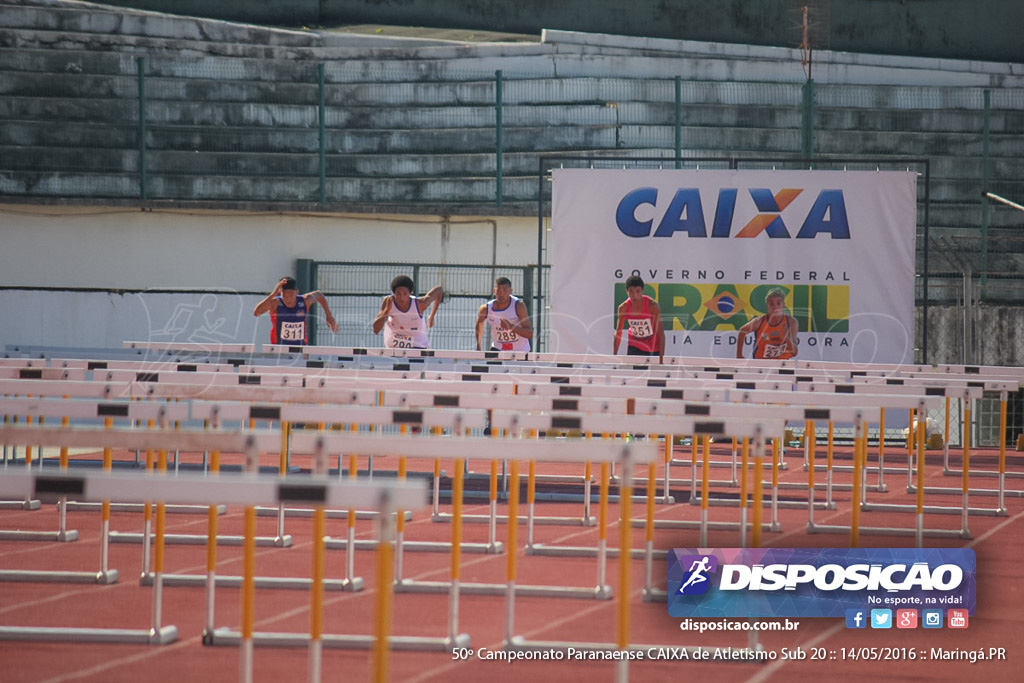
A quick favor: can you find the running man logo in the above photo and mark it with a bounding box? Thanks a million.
[613,283,850,333]
[677,554,718,595]
[615,188,851,239]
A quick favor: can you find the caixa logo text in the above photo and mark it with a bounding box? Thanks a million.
[616,188,850,239]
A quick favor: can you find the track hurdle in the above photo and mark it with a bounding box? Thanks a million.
[0,455,423,683]
[209,430,649,654]
[923,389,1018,508]
[492,411,786,561]
[0,408,78,542]
[381,388,627,527]
[503,425,769,681]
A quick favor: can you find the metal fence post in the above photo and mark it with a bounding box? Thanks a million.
[495,70,503,208]
[674,76,681,168]
[522,265,535,350]
[980,89,991,298]
[137,56,147,200]
[297,259,316,343]
[801,78,815,158]
[318,63,327,204]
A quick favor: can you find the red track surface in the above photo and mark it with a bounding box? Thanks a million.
[2,444,1022,682]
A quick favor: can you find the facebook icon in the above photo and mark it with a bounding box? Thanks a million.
[845,609,867,629]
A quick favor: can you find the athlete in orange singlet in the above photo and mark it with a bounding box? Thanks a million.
[736,288,798,359]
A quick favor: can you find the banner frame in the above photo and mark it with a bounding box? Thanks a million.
[536,156,931,360]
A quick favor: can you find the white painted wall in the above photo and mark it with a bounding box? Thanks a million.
[0,204,538,349]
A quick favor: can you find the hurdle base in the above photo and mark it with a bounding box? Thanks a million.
[111,531,293,547]
[255,506,412,520]
[642,586,667,602]
[396,578,610,599]
[324,537,499,554]
[433,511,597,527]
[807,522,969,539]
[0,499,41,511]
[143,572,363,591]
[506,635,749,660]
[204,627,469,651]
[528,542,669,561]
[0,569,118,584]
[943,468,1024,481]
[625,519,773,533]
[0,529,79,542]
[0,624,177,645]
[694,496,834,511]
[911,486,1019,506]
[869,500,999,517]
[65,501,227,515]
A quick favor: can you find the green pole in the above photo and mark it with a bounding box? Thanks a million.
[674,76,681,168]
[297,259,316,343]
[318,63,326,204]
[980,89,991,298]
[137,56,147,200]
[801,78,815,158]
[495,70,503,208]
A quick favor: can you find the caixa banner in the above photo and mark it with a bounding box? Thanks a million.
[550,169,917,363]
[667,548,976,618]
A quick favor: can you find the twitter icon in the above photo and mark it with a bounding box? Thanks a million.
[870,609,892,629]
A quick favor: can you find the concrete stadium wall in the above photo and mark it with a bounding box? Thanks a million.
[0,204,536,348]
[96,0,1024,64]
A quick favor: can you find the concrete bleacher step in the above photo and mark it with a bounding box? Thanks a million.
[0,1,321,48]
[2,3,1022,214]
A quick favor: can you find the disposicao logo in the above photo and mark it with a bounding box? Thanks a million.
[667,548,976,619]
[676,554,718,595]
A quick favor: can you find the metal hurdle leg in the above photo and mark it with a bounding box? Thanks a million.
[202,445,220,642]
[740,437,749,547]
[308,438,329,683]
[615,454,634,683]
[642,459,660,602]
[503,459,520,644]
[877,408,889,493]
[770,438,781,532]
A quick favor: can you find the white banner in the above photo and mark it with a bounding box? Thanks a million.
[550,169,917,363]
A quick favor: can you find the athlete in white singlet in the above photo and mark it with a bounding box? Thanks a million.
[372,275,444,349]
[475,277,532,352]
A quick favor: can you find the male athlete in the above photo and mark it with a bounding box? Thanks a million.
[372,275,443,349]
[735,287,798,359]
[613,275,665,363]
[475,276,532,352]
[252,276,337,345]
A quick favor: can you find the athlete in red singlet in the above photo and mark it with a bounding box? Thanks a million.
[736,288,798,359]
[613,275,665,363]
